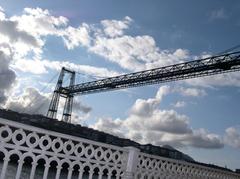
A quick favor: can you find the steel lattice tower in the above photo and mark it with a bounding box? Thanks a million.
[47,67,75,122]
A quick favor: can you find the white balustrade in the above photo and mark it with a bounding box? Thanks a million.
[0,117,239,179]
[135,152,240,179]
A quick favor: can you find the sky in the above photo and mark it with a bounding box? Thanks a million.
[0,0,240,170]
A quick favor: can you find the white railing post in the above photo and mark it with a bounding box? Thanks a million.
[123,147,140,179]
[29,161,37,179]
[15,160,24,179]
[55,165,62,179]
[0,157,9,179]
[43,163,50,179]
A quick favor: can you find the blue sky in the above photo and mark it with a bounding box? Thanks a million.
[0,0,240,170]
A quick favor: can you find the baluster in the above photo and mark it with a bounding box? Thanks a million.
[116,173,121,179]
[55,165,62,179]
[88,169,94,179]
[0,157,9,179]
[29,161,38,179]
[78,168,84,179]
[98,171,103,179]
[15,160,24,179]
[43,163,50,179]
[67,167,73,179]
[107,172,112,179]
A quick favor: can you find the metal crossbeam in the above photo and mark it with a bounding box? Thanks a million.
[61,51,240,96]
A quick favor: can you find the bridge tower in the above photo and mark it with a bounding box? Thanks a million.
[47,67,75,122]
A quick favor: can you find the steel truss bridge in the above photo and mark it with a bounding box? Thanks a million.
[47,51,240,122]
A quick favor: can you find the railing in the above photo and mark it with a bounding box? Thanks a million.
[0,118,128,179]
[135,153,240,179]
[0,117,239,179]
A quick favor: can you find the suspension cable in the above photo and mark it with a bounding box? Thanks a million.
[21,72,59,114]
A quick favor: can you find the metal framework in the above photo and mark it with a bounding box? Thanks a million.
[47,51,240,122]
[47,67,75,122]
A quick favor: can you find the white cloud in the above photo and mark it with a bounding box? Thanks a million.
[101,16,132,38]
[12,58,120,77]
[62,23,91,49]
[3,7,236,88]
[10,7,90,51]
[43,59,121,77]
[11,7,68,37]
[91,85,223,149]
[130,85,170,117]
[0,6,5,20]
[173,101,186,108]
[88,16,190,72]
[185,73,240,88]
[209,8,228,21]
[12,58,48,74]
[126,109,192,134]
[224,126,240,149]
[174,87,207,97]
[91,118,125,138]
[89,35,189,71]
[0,11,43,59]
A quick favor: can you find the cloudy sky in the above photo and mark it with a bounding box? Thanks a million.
[0,0,240,170]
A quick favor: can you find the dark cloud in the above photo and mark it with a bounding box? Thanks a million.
[0,20,40,47]
[5,88,49,115]
[73,99,92,114]
[5,87,92,120]
[0,91,7,103]
[0,48,16,104]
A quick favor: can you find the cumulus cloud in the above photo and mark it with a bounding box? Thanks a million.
[87,16,190,72]
[0,20,40,47]
[0,7,120,78]
[91,85,223,149]
[91,118,125,137]
[62,23,91,49]
[11,7,68,37]
[5,87,92,117]
[89,35,189,71]
[101,16,132,38]
[10,7,91,51]
[184,129,224,149]
[224,126,240,149]
[0,9,43,59]
[5,87,50,115]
